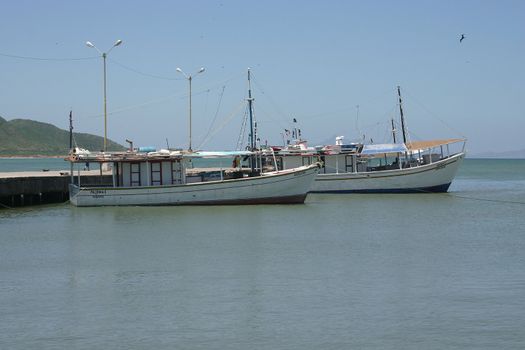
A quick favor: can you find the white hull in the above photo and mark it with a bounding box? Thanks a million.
[69,164,319,206]
[311,153,464,193]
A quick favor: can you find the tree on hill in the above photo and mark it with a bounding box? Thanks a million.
[0,117,125,156]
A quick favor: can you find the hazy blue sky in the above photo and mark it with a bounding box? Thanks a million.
[1,0,523,154]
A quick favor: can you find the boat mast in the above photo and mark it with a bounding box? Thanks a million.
[247,69,255,150]
[69,110,74,184]
[397,86,407,144]
[247,68,256,173]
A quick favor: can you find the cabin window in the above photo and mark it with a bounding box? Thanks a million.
[345,155,353,173]
[130,163,141,186]
[114,162,120,186]
[171,161,182,184]
[276,157,283,171]
[302,156,312,166]
[150,162,162,186]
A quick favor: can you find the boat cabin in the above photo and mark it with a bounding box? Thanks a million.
[67,149,254,188]
[263,138,466,175]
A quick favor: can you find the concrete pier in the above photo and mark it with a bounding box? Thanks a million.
[0,170,112,208]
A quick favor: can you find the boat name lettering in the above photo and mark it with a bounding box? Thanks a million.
[90,189,107,195]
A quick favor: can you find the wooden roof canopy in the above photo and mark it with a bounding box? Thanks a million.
[406,139,465,151]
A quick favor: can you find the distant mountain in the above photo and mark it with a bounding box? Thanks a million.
[0,116,125,156]
[469,149,525,159]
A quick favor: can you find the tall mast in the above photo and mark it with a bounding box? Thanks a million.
[247,68,255,151]
[69,110,74,184]
[397,86,407,144]
[247,68,256,173]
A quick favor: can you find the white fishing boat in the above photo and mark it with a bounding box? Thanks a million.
[67,67,322,206]
[67,149,320,206]
[260,87,466,193]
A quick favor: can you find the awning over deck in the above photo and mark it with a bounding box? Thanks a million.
[360,143,408,155]
[406,139,465,151]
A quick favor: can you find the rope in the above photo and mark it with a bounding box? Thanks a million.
[413,188,525,205]
[449,193,525,205]
[0,202,13,209]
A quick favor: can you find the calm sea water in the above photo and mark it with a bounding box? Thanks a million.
[1,159,524,349]
[0,157,69,172]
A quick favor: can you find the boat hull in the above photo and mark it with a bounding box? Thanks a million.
[311,153,464,193]
[69,164,319,207]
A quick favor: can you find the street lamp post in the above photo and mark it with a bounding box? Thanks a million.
[86,39,123,152]
[176,67,205,152]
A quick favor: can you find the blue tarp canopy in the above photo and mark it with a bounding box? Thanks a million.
[360,143,408,155]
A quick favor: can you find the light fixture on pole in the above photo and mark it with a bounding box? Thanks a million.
[85,39,123,152]
[176,67,205,152]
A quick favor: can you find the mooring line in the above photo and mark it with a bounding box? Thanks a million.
[448,193,525,205]
[0,202,13,209]
[414,188,525,206]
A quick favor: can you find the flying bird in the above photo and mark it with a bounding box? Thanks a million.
[460,34,465,43]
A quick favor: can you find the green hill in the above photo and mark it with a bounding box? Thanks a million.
[0,116,126,156]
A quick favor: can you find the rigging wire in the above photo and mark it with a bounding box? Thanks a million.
[200,86,226,149]
[79,92,186,119]
[0,52,98,61]
[401,87,467,139]
[250,77,294,132]
[108,57,182,80]
[251,77,289,121]
[79,86,214,119]
[244,103,287,130]
[293,87,395,123]
[203,89,211,122]
[197,100,246,150]
[236,106,249,150]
